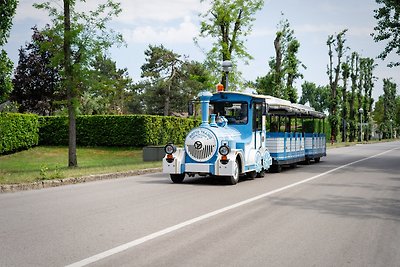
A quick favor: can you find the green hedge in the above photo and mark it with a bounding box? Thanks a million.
[0,113,39,154]
[302,119,331,138]
[39,115,200,147]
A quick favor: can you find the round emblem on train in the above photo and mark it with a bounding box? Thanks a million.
[185,128,217,162]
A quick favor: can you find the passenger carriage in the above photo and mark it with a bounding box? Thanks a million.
[163,90,326,185]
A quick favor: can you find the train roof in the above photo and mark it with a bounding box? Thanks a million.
[213,91,326,119]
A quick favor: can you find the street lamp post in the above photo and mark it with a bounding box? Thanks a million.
[222,60,232,91]
[359,108,363,142]
[390,119,393,139]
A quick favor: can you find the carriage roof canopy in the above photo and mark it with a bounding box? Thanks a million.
[212,91,325,119]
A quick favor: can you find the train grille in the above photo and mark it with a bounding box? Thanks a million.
[186,144,216,162]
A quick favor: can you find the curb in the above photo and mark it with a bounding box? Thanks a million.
[0,167,162,193]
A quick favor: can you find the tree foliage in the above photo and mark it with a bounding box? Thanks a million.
[0,0,18,103]
[81,54,133,115]
[139,45,213,116]
[0,0,18,46]
[326,29,347,142]
[140,45,184,116]
[372,0,400,67]
[382,78,397,138]
[348,52,359,142]
[11,27,62,115]
[196,0,264,88]
[299,81,329,112]
[34,0,124,167]
[256,17,304,102]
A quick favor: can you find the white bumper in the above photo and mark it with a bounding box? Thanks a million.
[163,148,242,177]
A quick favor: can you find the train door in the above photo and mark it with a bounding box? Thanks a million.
[253,101,264,149]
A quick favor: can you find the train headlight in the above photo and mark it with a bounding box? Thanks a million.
[219,145,230,156]
[164,144,176,155]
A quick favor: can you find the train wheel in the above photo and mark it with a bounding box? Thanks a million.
[170,174,185,183]
[256,170,265,178]
[246,171,257,180]
[226,159,240,185]
[271,164,282,173]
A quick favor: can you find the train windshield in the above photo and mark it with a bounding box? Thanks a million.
[210,102,248,125]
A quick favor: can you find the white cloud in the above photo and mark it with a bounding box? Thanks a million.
[117,0,208,23]
[14,0,49,23]
[122,16,199,44]
[14,0,207,24]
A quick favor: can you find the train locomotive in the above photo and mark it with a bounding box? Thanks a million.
[163,90,326,185]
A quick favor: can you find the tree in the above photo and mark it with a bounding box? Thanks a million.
[327,29,347,142]
[373,95,385,138]
[34,0,124,167]
[395,96,400,137]
[348,52,359,142]
[359,57,376,141]
[284,39,303,103]
[82,54,133,115]
[0,0,18,103]
[140,45,183,116]
[382,78,397,138]
[196,0,264,88]
[299,81,330,113]
[372,0,400,67]
[11,27,62,115]
[341,60,350,142]
[257,17,304,102]
[139,45,213,115]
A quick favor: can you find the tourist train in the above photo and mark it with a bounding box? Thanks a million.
[163,89,326,185]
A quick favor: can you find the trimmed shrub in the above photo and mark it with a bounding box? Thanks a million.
[303,119,331,138]
[39,115,200,147]
[0,113,39,154]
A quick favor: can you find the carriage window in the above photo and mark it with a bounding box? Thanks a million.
[211,102,248,125]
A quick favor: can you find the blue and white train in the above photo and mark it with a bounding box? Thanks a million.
[163,90,326,185]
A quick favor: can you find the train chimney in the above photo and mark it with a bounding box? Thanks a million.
[198,91,213,126]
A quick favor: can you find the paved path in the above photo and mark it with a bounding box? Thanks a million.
[1,141,399,266]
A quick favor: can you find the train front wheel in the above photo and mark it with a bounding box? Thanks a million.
[170,174,185,183]
[226,159,240,185]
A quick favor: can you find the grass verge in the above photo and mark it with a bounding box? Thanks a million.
[0,146,161,184]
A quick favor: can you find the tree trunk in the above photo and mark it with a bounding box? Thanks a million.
[64,0,77,167]
[274,33,282,98]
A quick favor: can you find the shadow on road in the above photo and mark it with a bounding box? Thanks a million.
[268,192,400,222]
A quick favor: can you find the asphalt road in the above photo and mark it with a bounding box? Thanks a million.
[1,141,400,267]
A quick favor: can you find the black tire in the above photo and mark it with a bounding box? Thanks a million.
[271,164,282,173]
[314,157,321,163]
[170,174,185,183]
[226,159,240,185]
[256,170,265,178]
[246,171,257,180]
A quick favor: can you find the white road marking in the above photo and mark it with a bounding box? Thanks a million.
[66,146,398,267]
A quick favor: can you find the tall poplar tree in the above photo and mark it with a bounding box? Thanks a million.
[257,17,304,102]
[327,29,347,143]
[348,52,359,142]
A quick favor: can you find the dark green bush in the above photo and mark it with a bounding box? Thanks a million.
[39,115,200,146]
[302,119,331,137]
[0,113,39,154]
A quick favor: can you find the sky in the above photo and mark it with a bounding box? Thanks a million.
[4,0,400,102]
